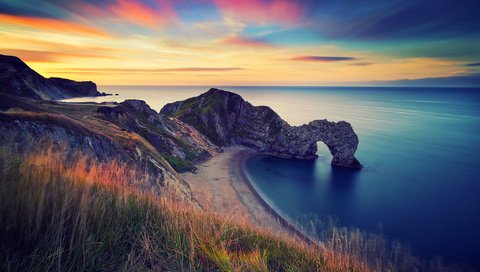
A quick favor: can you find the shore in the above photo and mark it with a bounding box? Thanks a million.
[181,146,314,242]
[180,147,280,230]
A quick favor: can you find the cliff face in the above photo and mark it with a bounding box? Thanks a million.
[0,54,105,100]
[161,88,362,169]
[0,91,216,205]
[0,109,193,202]
[97,99,219,172]
[48,77,102,97]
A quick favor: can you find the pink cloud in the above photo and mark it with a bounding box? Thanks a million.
[213,0,304,25]
[219,35,274,48]
[77,0,177,28]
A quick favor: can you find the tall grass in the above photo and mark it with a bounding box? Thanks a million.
[294,214,449,271]
[0,149,375,272]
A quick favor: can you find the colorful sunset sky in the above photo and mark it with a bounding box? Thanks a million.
[1,0,479,86]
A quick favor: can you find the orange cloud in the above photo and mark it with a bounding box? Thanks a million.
[0,14,109,37]
[107,0,177,28]
[110,0,162,27]
[1,49,116,62]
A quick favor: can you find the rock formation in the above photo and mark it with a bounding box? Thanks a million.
[0,54,362,211]
[49,77,105,97]
[0,54,106,100]
[97,99,219,172]
[161,88,362,169]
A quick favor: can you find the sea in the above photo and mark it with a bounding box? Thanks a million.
[64,85,480,268]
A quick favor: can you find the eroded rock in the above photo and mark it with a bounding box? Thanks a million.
[161,88,362,169]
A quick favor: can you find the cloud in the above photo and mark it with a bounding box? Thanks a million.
[349,62,373,66]
[291,56,356,62]
[465,63,480,67]
[0,14,109,37]
[306,0,480,40]
[44,67,245,74]
[105,0,177,28]
[213,0,305,25]
[0,49,115,62]
[0,0,178,32]
[219,35,274,48]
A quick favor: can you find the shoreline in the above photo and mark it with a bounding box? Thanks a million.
[237,150,317,245]
[181,146,316,245]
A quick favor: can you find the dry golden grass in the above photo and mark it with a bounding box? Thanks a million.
[0,145,448,271]
[0,146,378,271]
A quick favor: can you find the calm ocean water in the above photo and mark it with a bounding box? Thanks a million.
[65,86,480,267]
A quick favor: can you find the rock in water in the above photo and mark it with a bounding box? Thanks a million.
[161,88,362,169]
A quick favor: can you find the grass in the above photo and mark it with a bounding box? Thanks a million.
[161,152,196,173]
[0,145,452,271]
[0,148,377,272]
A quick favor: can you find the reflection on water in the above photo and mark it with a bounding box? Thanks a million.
[329,167,360,191]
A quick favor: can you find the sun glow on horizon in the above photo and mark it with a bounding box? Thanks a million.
[1,0,479,86]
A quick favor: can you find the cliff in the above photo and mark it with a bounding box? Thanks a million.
[0,54,106,100]
[0,90,217,204]
[161,88,362,169]
[96,99,219,172]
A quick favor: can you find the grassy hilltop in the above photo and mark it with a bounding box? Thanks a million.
[0,150,373,272]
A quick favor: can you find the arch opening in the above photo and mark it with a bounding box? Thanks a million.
[315,141,333,163]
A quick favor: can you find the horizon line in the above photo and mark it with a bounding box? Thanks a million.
[98,84,480,88]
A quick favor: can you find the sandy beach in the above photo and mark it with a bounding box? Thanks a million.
[181,146,286,232]
[181,146,317,245]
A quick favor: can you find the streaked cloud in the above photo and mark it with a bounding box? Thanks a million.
[465,63,480,67]
[291,56,356,62]
[349,62,373,66]
[305,1,480,40]
[219,35,274,48]
[1,0,479,86]
[85,0,177,28]
[213,0,305,25]
[0,14,109,37]
[0,49,115,62]
[45,67,245,73]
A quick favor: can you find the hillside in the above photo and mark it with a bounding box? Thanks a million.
[0,54,107,100]
[0,150,375,271]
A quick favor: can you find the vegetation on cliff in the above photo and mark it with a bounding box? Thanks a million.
[0,150,374,272]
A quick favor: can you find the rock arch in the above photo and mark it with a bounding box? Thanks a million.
[161,88,362,169]
[268,119,362,168]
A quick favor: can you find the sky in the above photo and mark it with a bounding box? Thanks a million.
[1,0,479,86]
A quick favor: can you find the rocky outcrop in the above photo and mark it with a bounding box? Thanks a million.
[97,99,219,172]
[0,95,204,205]
[0,54,106,100]
[161,88,362,169]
